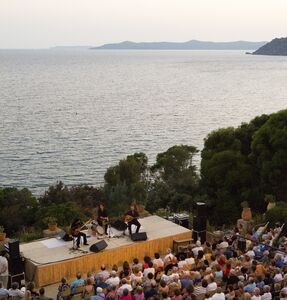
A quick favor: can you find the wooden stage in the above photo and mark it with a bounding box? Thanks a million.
[21,215,191,287]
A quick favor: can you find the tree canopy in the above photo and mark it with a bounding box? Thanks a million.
[147,145,199,213]
[104,152,149,215]
[251,110,287,201]
[200,113,270,224]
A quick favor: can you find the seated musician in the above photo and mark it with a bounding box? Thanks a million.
[71,218,89,248]
[125,204,141,236]
[97,203,109,235]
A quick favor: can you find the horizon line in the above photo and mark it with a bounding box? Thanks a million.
[0,39,269,50]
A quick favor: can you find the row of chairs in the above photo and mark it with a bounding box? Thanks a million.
[59,285,94,300]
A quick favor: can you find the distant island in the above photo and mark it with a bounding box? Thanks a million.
[50,46,92,50]
[91,40,267,50]
[252,37,287,56]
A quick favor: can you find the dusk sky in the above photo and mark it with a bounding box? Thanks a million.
[1,0,286,48]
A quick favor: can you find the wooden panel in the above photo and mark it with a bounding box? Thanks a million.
[173,238,193,253]
[32,231,191,287]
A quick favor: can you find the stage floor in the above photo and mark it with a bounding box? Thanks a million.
[21,215,191,265]
[21,215,191,286]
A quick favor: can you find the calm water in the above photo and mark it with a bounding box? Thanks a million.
[0,49,287,194]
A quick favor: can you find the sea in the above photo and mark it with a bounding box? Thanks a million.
[0,49,287,195]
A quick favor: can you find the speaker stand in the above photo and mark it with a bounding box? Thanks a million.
[69,246,88,254]
[69,237,88,254]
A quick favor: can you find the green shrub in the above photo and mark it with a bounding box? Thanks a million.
[17,227,43,243]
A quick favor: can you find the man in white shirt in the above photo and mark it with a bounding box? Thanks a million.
[207,277,217,293]
[261,285,272,300]
[118,279,132,296]
[211,287,225,300]
[105,270,120,287]
[251,287,261,300]
[143,261,155,277]
[164,248,175,265]
[192,241,203,257]
[246,248,256,259]
[0,251,8,289]
[274,269,283,283]
[8,282,24,298]
[96,265,110,281]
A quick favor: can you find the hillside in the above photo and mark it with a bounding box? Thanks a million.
[92,40,266,50]
[253,37,287,56]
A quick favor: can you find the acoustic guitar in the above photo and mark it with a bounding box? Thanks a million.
[124,215,136,223]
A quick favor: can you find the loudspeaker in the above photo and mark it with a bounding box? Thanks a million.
[7,240,20,259]
[192,230,206,243]
[193,202,207,234]
[89,240,108,252]
[131,232,147,241]
[174,216,189,229]
[8,257,25,275]
[193,215,207,232]
[193,202,207,217]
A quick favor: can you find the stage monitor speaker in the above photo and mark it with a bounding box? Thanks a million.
[131,232,147,241]
[89,240,108,252]
[8,257,25,275]
[7,240,20,259]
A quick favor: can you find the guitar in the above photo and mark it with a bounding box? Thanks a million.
[124,215,136,223]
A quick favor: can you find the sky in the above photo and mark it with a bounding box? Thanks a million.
[0,0,287,49]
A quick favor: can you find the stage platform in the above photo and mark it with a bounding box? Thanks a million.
[21,215,191,287]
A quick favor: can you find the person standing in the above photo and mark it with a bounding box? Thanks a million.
[125,204,141,236]
[0,251,8,289]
